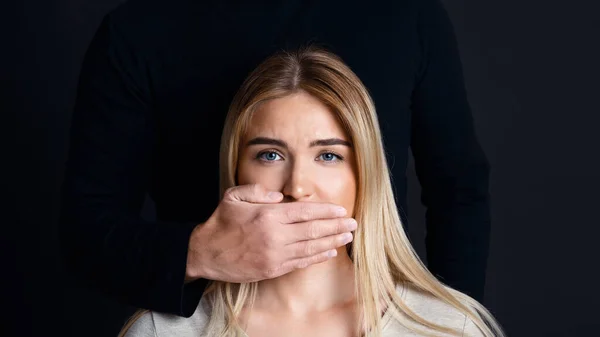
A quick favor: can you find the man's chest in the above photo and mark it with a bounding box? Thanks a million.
[150,1,419,149]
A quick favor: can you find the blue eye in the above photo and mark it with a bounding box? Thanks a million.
[256,151,344,163]
[257,151,282,161]
[318,152,344,162]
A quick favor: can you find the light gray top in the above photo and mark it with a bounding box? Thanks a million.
[123,282,484,336]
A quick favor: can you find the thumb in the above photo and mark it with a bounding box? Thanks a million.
[224,183,283,203]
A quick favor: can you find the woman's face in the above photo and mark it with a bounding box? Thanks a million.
[237,91,357,215]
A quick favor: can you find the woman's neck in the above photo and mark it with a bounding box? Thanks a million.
[253,246,355,314]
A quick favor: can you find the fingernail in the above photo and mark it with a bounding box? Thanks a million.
[268,192,282,200]
[328,250,338,257]
[342,233,353,244]
[344,218,357,230]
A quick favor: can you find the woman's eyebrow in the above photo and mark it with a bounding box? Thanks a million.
[309,138,352,147]
[246,137,287,148]
[245,137,352,148]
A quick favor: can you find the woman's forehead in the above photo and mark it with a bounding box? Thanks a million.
[244,92,347,140]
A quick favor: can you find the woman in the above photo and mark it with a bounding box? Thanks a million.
[120,46,505,337]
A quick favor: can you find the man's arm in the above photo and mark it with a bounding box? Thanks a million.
[59,14,207,317]
[410,0,491,302]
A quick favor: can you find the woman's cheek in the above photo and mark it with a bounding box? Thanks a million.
[328,167,357,216]
[320,169,355,199]
[238,161,285,189]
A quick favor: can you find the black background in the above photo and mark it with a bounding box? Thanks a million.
[5,0,600,336]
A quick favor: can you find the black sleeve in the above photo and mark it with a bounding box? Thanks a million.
[58,14,208,317]
[410,0,491,302]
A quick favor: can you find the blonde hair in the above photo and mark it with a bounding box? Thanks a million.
[120,46,505,337]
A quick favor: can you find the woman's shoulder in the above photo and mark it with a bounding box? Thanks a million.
[123,300,211,337]
[384,281,483,336]
[122,311,156,337]
[399,281,467,321]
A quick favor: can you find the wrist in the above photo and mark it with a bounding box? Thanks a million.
[185,221,213,283]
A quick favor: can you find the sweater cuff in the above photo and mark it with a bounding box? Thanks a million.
[153,220,210,316]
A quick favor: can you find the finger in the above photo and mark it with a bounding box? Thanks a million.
[279,249,339,273]
[224,183,283,203]
[287,217,357,243]
[280,201,347,223]
[287,232,353,259]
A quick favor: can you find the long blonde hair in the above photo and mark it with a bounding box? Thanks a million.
[120,46,505,337]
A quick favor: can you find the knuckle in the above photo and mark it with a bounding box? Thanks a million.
[223,186,236,199]
[296,259,309,269]
[284,206,297,221]
[287,204,313,222]
[311,254,324,264]
[303,241,315,256]
[261,208,277,221]
[299,204,314,221]
[256,209,276,226]
[307,221,320,239]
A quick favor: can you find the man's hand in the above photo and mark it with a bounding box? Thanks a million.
[185,183,357,283]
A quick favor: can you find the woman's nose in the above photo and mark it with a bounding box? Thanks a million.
[281,160,314,201]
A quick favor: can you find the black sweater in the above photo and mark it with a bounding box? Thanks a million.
[59,0,491,317]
